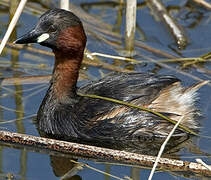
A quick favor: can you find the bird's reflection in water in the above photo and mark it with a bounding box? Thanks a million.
[50,155,81,180]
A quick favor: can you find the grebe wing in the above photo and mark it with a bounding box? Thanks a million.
[75,73,184,139]
[79,72,180,103]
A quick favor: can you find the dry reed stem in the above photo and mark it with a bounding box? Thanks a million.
[196,159,211,171]
[0,130,211,176]
[0,0,27,55]
[0,40,131,73]
[148,116,184,180]
[90,52,211,63]
[88,51,211,87]
[147,0,188,49]
[192,0,211,9]
[60,0,69,10]
[125,0,137,53]
[136,52,211,86]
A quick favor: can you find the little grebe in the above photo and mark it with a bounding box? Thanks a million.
[15,9,207,142]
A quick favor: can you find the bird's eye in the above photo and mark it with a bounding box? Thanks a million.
[49,25,57,33]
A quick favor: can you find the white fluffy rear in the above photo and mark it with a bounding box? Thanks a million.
[148,81,208,130]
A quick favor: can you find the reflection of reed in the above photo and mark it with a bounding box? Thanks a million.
[113,0,123,34]
[10,0,25,136]
[131,167,140,180]
[104,164,110,180]
[0,87,3,175]
[9,1,27,179]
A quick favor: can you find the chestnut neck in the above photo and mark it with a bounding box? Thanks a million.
[51,25,86,102]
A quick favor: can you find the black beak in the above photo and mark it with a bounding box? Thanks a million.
[14,29,41,44]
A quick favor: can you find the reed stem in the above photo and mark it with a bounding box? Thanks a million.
[125,0,137,56]
[0,0,27,55]
[60,0,69,10]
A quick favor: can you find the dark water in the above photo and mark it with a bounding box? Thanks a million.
[0,0,211,179]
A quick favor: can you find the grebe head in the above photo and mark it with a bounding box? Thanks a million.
[15,9,87,100]
[15,8,86,54]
